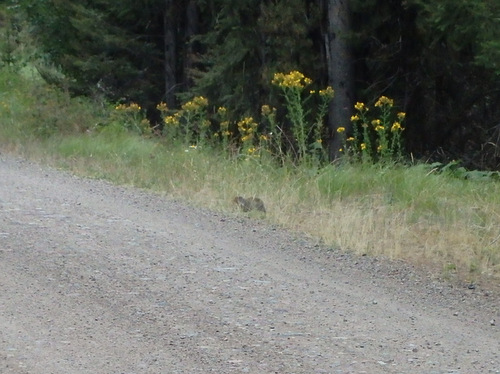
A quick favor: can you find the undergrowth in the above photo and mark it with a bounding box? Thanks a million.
[1,68,500,284]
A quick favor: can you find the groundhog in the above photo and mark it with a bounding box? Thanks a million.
[233,196,266,213]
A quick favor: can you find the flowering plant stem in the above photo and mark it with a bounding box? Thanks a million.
[282,88,308,160]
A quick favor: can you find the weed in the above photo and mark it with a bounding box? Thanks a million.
[2,67,500,285]
[348,97,406,163]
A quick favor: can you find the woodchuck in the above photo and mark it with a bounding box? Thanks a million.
[233,196,266,213]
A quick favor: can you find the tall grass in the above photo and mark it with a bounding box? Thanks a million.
[1,68,500,283]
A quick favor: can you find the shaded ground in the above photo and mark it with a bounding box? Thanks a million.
[0,155,499,373]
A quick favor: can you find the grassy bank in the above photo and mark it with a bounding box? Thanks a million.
[1,69,499,284]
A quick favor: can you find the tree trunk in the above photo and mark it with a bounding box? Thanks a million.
[183,0,199,90]
[164,0,177,107]
[325,0,354,160]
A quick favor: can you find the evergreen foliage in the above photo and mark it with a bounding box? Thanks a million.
[350,0,500,169]
[6,0,500,169]
[189,0,323,117]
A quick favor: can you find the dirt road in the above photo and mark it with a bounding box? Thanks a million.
[0,155,498,373]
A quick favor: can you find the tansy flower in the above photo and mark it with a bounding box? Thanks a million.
[351,115,360,122]
[164,115,179,126]
[261,105,272,116]
[319,86,335,99]
[375,96,394,107]
[361,143,367,150]
[272,71,312,89]
[391,122,404,132]
[354,102,368,111]
[337,127,346,133]
[156,102,168,112]
[397,112,406,120]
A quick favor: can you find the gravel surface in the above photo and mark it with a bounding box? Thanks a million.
[0,154,499,374]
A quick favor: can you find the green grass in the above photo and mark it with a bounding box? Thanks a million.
[1,68,500,284]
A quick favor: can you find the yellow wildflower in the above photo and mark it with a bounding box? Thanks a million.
[193,96,208,107]
[336,127,346,133]
[391,122,404,132]
[375,96,394,108]
[350,115,360,122]
[237,117,257,132]
[397,112,406,120]
[347,137,355,142]
[272,70,312,89]
[182,100,197,112]
[319,86,335,99]
[375,125,385,132]
[377,145,383,152]
[217,106,227,116]
[241,134,252,143]
[156,102,168,112]
[371,119,381,126]
[128,103,141,111]
[271,72,285,86]
[354,102,368,111]
[361,143,367,150]
[182,96,208,112]
[164,115,179,126]
[261,105,272,116]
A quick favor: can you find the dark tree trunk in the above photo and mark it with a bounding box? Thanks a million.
[183,0,199,90]
[325,0,354,159]
[164,0,177,107]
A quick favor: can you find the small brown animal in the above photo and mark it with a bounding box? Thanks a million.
[233,196,266,213]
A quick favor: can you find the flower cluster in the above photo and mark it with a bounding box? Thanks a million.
[156,102,168,113]
[111,102,150,135]
[345,96,406,162]
[319,86,335,99]
[163,112,182,127]
[272,71,312,89]
[181,96,208,112]
[375,96,394,108]
[115,103,142,112]
[354,102,368,112]
[217,106,227,117]
[237,117,258,143]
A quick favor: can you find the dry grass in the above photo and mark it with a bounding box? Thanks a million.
[1,69,500,284]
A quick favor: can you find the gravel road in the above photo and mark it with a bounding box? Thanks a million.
[0,155,499,374]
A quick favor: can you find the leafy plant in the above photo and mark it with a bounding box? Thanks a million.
[347,96,406,163]
[427,161,500,181]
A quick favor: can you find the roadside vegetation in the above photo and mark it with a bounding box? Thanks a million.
[1,67,499,285]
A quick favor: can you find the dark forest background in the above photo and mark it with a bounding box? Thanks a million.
[2,0,500,169]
